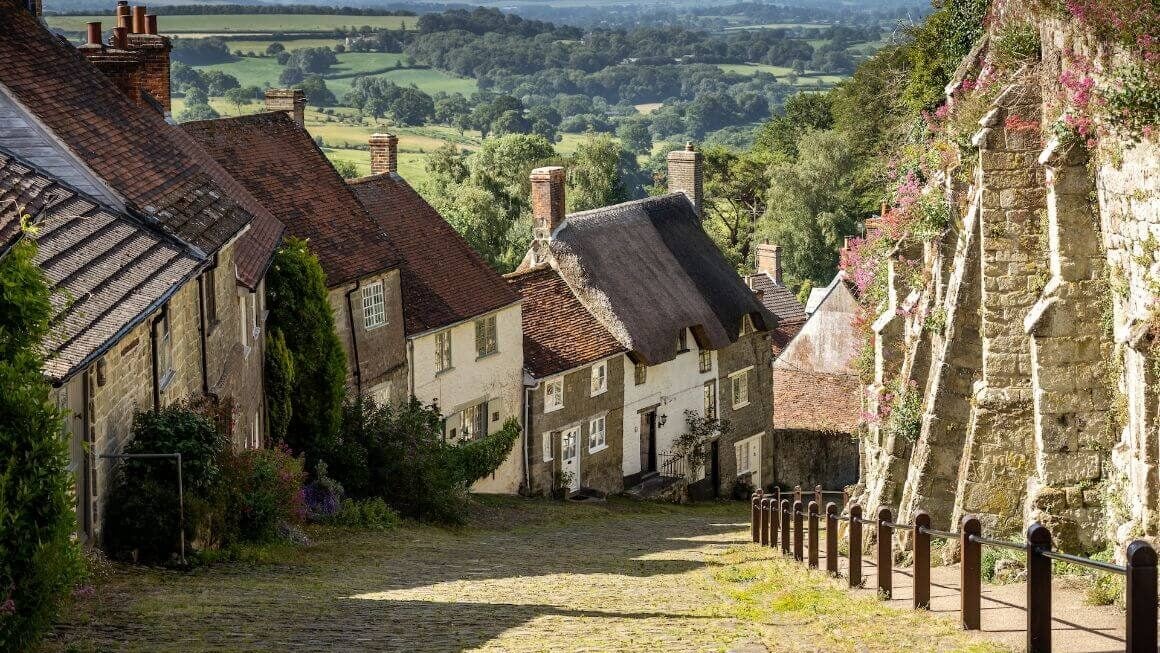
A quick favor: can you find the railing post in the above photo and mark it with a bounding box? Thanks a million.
[814,484,822,509]
[1025,522,1052,653]
[750,489,762,543]
[960,516,981,630]
[780,499,791,555]
[759,497,770,546]
[808,500,819,569]
[826,502,838,575]
[770,488,781,548]
[841,489,848,509]
[792,500,804,562]
[876,507,892,599]
[794,484,802,505]
[913,511,931,610]
[1126,539,1158,653]
[849,504,862,588]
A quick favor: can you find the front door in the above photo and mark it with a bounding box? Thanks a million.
[640,410,657,473]
[709,440,720,498]
[561,427,581,492]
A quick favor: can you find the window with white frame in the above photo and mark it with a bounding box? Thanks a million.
[544,378,564,412]
[542,430,553,462]
[435,330,452,372]
[475,314,498,357]
[362,281,386,329]
[634,361,647,385]
[460,402,487,441]
[734,433,762,486]
[249,291,259,339]
[154,309,174,389]
[740,314,755,336]
[589,415,606,452]
[590,360,607,396]
[677,329,688,352]
[699,348,712,373]
[730,367,752,409]
[239,295,248,349]
[704,380,717,420]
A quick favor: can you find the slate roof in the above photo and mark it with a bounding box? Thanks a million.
[348,172,520,336]
[506,265,624,378]
[547,193,773,365]
[772,367,861,434]
[0,149,202,383]
[182,112,400,287]
[771,317,806,358]
[0,4,280,283]
[748,272,806,322]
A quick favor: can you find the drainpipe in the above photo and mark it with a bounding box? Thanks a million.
[523,384,533,493]
[344,281,363,396]
[407,337,416,399]
[195,274,215,399]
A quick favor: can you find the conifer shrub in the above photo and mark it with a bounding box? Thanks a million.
[0,239,83,650]
[265,238,348,471]
[264,327,295,444]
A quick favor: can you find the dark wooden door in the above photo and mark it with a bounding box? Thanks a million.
[709,440,720,497]
[640,410,657,473]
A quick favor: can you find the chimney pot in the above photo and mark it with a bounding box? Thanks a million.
[115,13,131,33]
[530,166,567,261]
[667,143,703,216]
[131,6,146,33]
[754,243,783,285]
[86,21,103,46]
[264,88,307,127]
[369,133,399,175]
[112,25,128,49]
[145,14,158,35]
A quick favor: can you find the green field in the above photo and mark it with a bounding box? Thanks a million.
[46,14,410,34]
[716,62,795,77]
[224,38,345,53]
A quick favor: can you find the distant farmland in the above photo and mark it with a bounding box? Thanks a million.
[45,14,411,34]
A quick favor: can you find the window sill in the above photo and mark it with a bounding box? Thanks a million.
[435,366,455,377]
[588,444,608,455]
[543,456,553,463]
[365,322,386,332]
[544,405,564,414]
[732,401,750,410]
[476,350,499,361]
[157,369,176,393]
[590,387,607,398]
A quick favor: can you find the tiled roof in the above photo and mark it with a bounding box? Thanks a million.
[0,4,280,280]
[182,112,400,287]
[773,367,861,434]
[0,149,202,382]
[748,272,807,323]
[348,172,520,336]
[771,317,806,358]
[547,193,774,365]
[506,265,624,378]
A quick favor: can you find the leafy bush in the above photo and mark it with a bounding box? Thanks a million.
[103,404,229,562]
[992,23,1041,71]
[221,445,307,545]
[324,498,400,531]
[0,239,83,650]
[327,397,519,523]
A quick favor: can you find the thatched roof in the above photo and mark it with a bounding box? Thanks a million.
[547,192,773,365]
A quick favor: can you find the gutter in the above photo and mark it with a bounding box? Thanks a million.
[344,280,363,396]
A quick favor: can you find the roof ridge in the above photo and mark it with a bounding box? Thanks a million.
[561,191,687,226]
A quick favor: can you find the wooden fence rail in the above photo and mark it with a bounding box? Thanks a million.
[749,488,1158,653]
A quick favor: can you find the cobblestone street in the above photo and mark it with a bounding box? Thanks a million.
[45,498,1002,652]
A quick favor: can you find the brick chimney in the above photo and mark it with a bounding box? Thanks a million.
[79,4,172,113]
[24,0,43,18]
[265,88,306,127]
[530,166,566,263]
[667,141,702,216]
[369,133,398,175]
[754,243,782,284]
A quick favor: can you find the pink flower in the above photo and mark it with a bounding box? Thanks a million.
[0,598,14,615]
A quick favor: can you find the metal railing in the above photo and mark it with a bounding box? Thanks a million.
[659,451,686,479]
[750,488,1158,653]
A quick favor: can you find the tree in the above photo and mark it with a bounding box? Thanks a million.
[331,159,360,179]
[224,87,252,112]
[759,129,860,289]
[0,236,82,650]
[296,75,336,106]
[491,109,530,136]
[201,70,240,96]
[176,102,220,123]
[616,120,652,155]
[265,41,285,56]
[264,329,295,444]
[699,145,776,271]
[566,132,640,213]
[264,238,348,470]
[390,87,435,125]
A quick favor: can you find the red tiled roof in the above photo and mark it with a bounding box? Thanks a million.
[771,317,806,357]
[773,367,861,433]
[506,265,624,378]
[0,4,280,284]
[182,112,401,287]
[348,172,519,335]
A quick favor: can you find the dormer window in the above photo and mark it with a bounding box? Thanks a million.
[677,329,688,352]
[590,360,607,396]
[740,314,755,336]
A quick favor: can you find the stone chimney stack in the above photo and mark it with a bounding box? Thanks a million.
[369,133,399,175]
[530,166,566,263]
[265,88,307,127]
[754,243,783,284]
[667,141,702,216]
